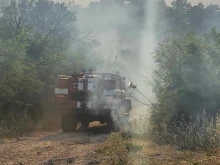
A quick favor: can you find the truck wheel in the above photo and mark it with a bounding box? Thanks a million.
[124,98,132,112]
[61,114,77,132]
[106,119,114,132]
[81,121,89,128]
[107,118,119,132]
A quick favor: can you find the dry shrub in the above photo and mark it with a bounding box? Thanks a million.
[0,100,61,137]
[140,112,220,150]
[125,141,143,153]
[127,111,220,150]
[0,111,36,137]
[97,133,131,165]
[151,112,220,149]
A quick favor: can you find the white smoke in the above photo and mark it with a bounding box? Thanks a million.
[71,0,162,130]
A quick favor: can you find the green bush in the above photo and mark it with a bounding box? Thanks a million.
[150,29,220,148]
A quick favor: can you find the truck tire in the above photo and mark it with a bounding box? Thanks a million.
[81,121,89,128]
[61,114,77,132]
[124,99,132,112]
[106,118,115,132]
[106,117,119,132]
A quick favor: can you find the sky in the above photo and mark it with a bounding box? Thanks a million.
[74,0,220,7]
[178,0,220,5]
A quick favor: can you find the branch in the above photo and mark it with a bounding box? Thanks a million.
[128,94,150,106]
[8,99,32,107]
[73,27,99,48]
[57,0,76,8]
[28,1,69,54]
[15,0,25,33]
[76,27,95,42]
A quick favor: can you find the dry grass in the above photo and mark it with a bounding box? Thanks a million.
[96,133,131,165]
[128,111,220,150]
[149,112,220,150]
[0,106,61,138]
[93,111,220,165]
[0,113,36,137]
[94,133,220,165]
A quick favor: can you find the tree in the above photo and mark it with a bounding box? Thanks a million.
[0,39,43,117]
[166,0,192,33]
[152,29,220,127]
[0,0,79,118]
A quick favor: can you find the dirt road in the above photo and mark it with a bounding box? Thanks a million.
[0,108,148,165]
[0,126,109,165]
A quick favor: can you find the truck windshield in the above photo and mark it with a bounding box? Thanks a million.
[103,80,116,90]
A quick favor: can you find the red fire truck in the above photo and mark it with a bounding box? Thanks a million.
[55,68,132,132]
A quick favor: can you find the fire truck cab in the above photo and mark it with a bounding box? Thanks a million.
[55,69,132,132]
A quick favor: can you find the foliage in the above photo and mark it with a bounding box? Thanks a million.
[152,29,220,123]
[150,112,220,150]
[127,112,220,149]
[0,0,72,105]
[0,110,36,137]
[84,0,220,43]
[0,0,101,136]
[147,28,220,148]
[2,0,220,137]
